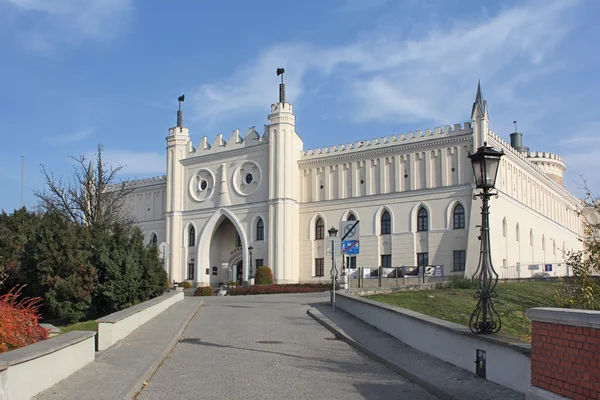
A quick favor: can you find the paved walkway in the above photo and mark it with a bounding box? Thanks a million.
[36,298,203,400]
[137,293,437,400]
[310,304,525,400]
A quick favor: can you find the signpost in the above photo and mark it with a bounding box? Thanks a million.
[340,220,360,294]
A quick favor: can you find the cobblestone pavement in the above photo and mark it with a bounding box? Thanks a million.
[137,293,438,400]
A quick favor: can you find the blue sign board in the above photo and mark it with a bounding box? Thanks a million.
[545,264,552,272]
[342,240,360,255]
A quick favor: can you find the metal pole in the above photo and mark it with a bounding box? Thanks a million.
[395,266,398,286]
[331,238,336,312]
[469,189,502,334]
[20,156,24,209]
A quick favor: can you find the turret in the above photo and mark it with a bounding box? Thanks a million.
[471,81,489,149]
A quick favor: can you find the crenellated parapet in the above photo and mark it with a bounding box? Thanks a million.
[126,175,167,189]
[487,130,573,196]
[188,126,268,156]
[301,122,473,158]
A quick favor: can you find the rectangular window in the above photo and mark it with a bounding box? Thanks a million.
[381,254,392,268]
[188,263,195,280]
[347,256,357,269]
[315,258,324,277]
[255,259,264,269]
[453,251,466,271]
[417,252,428,267]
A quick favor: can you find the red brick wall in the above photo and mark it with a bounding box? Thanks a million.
[531,321,600,399]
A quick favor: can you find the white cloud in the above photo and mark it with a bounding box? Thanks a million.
[47,128,94,144]
[2,0,132,52]
[192,0,578,127]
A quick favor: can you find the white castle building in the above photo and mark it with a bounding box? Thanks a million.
[124,77,584,287]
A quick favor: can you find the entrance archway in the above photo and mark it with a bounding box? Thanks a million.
[196,208,250,287]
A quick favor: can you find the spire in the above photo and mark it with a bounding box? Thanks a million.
[177,94,185,130]
[471,80,487,120]
[277,68,286,103]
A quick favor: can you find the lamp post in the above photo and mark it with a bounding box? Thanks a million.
[248,246,254,285]
[328,226,338,311]
[468,141,504,334]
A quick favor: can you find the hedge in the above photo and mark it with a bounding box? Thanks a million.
[229,283,331,296]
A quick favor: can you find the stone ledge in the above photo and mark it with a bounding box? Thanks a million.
[337,292,531,356]
[0,361,8,372]
[525,307,600,329]
[97,291,177,324]
[527,385,570,400]
[0,331,96,366]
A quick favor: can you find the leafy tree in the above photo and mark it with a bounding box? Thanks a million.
[555,183,600,310]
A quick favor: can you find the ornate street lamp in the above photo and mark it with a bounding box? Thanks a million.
[248,246,254,282]
[328,226,338,311]
[468,142,504,334]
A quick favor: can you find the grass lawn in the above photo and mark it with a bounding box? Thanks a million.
[54,320,98,334]
[366,281,559,342]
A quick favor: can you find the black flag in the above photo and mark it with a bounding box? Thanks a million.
[178,94,185,102]
[276,68,285,76]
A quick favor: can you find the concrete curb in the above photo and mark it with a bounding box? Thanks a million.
[127,299,205,399]
[307,307,459,400]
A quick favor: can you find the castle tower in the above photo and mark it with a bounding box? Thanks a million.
[527,151,566,185]
[471,81,489,149]
[267,69,303,283]
[165,95,190,283]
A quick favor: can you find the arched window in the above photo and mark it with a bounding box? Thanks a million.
[150,233,157,246]
[502,218,507,238]
[188,226,195,247]
[380,211,391,234]
[417,207,428,232]
[453,204,465,229]
[516,223,520,242]
[256,218,264,241]
[347,212,356,221]
[542,236,545,251]
[530,229,534,246]
[315,217,324,240]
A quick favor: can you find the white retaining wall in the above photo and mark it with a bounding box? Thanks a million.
[335,292,531,393]
[0,331,96,400]
[96,291,184,351]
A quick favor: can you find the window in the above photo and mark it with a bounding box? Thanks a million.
[381,211,391,234]
[188,226,195,247]
[417,252,428,267]
[516,224,520,242]
[347,213,356,221]
[530,229,533,246]
[453,204,465,229]
[542,236,545,251]
[150,233,157,246]
[453,251,466,271]
[315,217,324,240]
[212,266,218,275]
[236,233,242,247]
[417,207,428,232]
[502,218,507,238]
[256,218,264,241]
[188,263,195,280]
[315,258,324,277]
[347,256,357,269]
[381,254,392,268]
[255,259,264,269]
[245,173,253,184]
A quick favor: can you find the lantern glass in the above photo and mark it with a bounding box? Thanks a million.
[328,226,338,237]
[469,143,503,190]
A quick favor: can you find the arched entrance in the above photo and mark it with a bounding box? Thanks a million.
[196,208,250,287]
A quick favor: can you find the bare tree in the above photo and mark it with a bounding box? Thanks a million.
[35,144,134,227]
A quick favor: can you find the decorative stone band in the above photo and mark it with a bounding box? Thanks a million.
[525,307,600,400]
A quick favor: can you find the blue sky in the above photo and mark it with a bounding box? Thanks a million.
[1,0,599,212]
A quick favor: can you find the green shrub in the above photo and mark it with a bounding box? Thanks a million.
[448,276,474,289]
[194,286,213,296]
[180,281,192,289]
[255,266,273,285]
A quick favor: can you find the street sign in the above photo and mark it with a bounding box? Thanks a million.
[340,221,360,241]
[545,264,552,272]
[326,237,341,256]
[342,240,360,255]
[158,242,169,260]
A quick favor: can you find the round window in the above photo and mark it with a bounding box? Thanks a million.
[245,173,253,184]
[200,180,208,191]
